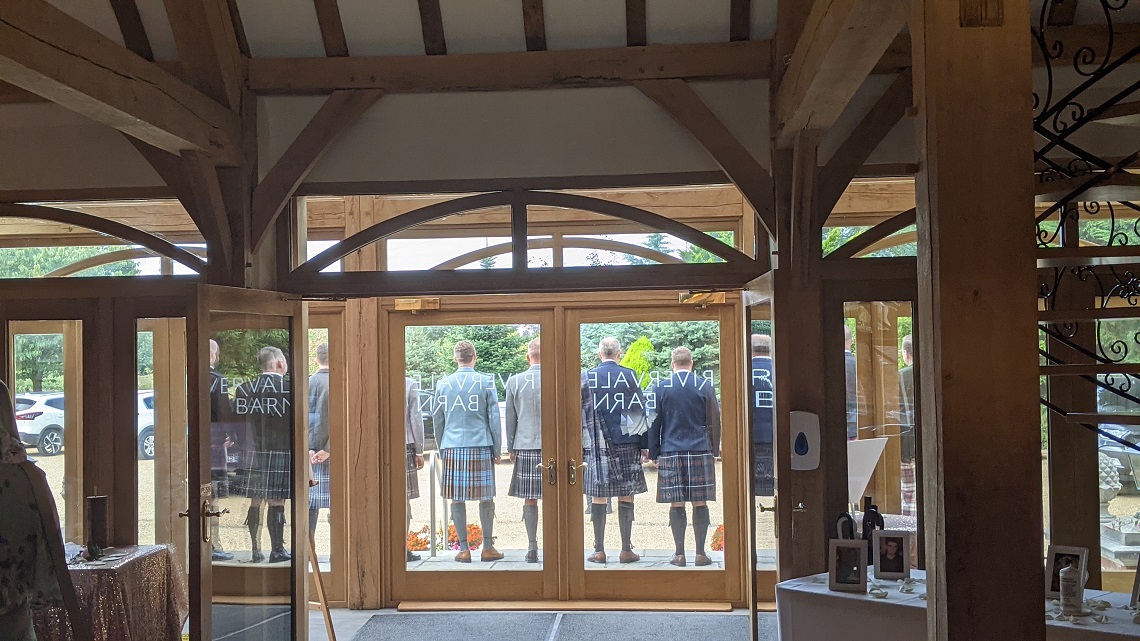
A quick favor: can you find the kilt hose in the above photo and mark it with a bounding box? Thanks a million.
[440,446,496,501]
[656,451,717,503]
[901,460,917,517]
[753,443,775,497]
[233,450,292,500]
[508,449,544,500]
[309,459,331,509]
[406,444,421,500]
[583,442,647,498]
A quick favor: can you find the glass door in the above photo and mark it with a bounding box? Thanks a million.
[564,303,747,603]
[388,309,557,601]
[188,286,306,641]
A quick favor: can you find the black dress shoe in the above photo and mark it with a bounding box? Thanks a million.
[269,549,292,563]
[212,550,235,562]
[525,550,539,563]
[250,550,265,563]
[407,551,422,562]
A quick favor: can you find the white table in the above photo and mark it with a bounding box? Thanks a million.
[776,570,1140,641]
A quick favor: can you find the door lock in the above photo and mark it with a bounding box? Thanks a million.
[567,459,587,486]
[538,458,557,485]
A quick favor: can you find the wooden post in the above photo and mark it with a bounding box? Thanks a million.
[911,0,1043,638]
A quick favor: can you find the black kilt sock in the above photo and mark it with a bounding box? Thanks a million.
[590,503,607,552]
[669,507,687,555]
[618,501,634,551]
[246,505,262,554]
[309,508,320,542]
[693,505,711,555]
[268,505,287,553]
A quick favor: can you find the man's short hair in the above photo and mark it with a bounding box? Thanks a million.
[527,338,540,359]
[258,346,285,371]
[598,337,621,359]
[751,334,771,356]
[454,340,476,364]
[901,334,913,358]
[316,342,329,365]
[671,346,694,367]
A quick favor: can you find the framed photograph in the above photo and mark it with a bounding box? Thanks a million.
[872,530,911,580]
[1045,545,1088,599]
[829,539,868,593]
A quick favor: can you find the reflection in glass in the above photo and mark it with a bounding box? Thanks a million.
[580,322,723,570]
[749,319,777,571]
[307,329,332,571]
[404,324,541,569]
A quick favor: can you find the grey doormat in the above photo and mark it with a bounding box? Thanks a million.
[350,611,776,641]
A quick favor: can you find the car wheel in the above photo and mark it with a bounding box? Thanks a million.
[37,427,64,456]
[138,428,155,460]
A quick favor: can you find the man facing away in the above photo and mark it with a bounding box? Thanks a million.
[750,334,775,497]
[208,339,234,561]
[648,346,722,567]
[307,343,331,543]
[404,375,425,562]
[433,340,504,563]
[583,337,649,564]
[898,334,916,517]
[505,338,542,563]
[234,346,292,564]
[844,324,860,441]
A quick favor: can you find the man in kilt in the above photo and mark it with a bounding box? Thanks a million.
[898,334,917,517]
[307,343,331,543]
[233,346,293,564]
[404,376,425,562]
[648,346,721,567]
[505,339,543,563]
[750,334,775,497]
[583,337,649,564]
[432,341,504,563]
[208,339,235,561]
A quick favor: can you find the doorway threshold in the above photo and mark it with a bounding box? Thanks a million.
[397,600,733,612]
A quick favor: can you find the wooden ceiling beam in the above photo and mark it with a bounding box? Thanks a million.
[182,150,232,271]
[251,89,385,251]
[626,0,647,47]
[0,1,240,163]
[774,0,906,147]
[417,0,447,55]
[522,0,547,52]
[107,0,154,59]
[225,0,251,57]
[729,0,751,42]
[634,78,776,238]
[313,0,350,57]
[248,40,769,93]
[162,0,244,110]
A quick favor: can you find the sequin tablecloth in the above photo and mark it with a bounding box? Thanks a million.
[32,544,189,641]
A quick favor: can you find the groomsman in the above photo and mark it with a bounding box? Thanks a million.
[648,346,721,567]
[582,337,649,564]
[750,334,775,496]
[433,340,504,563]
[505,339,543,563]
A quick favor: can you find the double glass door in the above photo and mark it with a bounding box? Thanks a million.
[388,295,752,604]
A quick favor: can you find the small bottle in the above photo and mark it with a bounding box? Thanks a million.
[1059,563,1083,616]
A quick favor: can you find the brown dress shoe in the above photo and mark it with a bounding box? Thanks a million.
[619,549,640,564]
[587,551,607,564]
[481,547,505,562]
[694,553,713,567]
[454,550,472,563]
[669,554,687,567]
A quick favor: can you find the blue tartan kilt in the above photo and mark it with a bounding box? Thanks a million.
[440,446,496,501]
[753,443,774,497]
[309,459,331,509]
[583,442,647,498]
[656,451,717,503]
[406,444,421,500]
[233,450,293,500]
[508,449,544,500]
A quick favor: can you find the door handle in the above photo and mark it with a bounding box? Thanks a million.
[537,458,557,485]
[567,459,587,486]
[200,502,229,544]
[758,503,775,513]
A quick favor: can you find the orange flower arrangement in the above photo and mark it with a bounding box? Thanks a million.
[405,523,484,551]
[711,524,725,552]
[407,526,431,552]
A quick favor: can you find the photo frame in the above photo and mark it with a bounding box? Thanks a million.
[1044,545,1088,599]
[829,539,868,593]
[872,530,911,580]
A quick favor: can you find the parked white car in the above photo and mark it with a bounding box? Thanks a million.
[14,391,157,460]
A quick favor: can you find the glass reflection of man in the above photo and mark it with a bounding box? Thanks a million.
[583,337,649,564]
[898,334,916,517]
[433,340,503,563]
[845,325,859,441]
[404,376,425,563]
[648,347,721,567]
[234,346,292,564]
[208,339,235,561]
[750,334,775,497]
[505,339,543,563]
[308,344,331,543]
